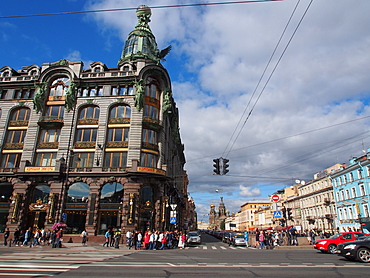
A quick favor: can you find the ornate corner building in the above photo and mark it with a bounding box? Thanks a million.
[0,5,190,235]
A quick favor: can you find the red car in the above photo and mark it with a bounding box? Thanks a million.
[314,232,369,254]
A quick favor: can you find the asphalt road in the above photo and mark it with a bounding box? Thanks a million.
[57,233,370,278]
[1,233,369,277]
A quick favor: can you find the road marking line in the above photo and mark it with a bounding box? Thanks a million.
[0,265,79,269]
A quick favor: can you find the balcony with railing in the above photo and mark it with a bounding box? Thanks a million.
[106,141,128,148]
[9,120,29,127]
[77,118,99,125]
[37,142,59,149]
[3,143,24,150]
[108,117,130,124]
[74,142,96,149]
[142,117,162,131]
[38,116,64,128]
[142,142,159,151]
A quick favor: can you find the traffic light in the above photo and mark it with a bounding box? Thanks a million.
[222,158,229,175]
[213,158,220,175]
[287,208,293,221]
[282,207,287,219]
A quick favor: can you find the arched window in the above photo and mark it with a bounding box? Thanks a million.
[109,105,131,119]
[32,184,50,203]
[78,106,100,122]
[67,182,90,202]
[100,182,123,203]
[107,104,130,150]
[145,77,160,99]
[49,77,70,97]
[10,107,30,122]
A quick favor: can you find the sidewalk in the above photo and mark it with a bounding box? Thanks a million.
[0,242,139,252]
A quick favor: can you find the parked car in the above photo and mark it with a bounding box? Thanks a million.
[229,232,247,247]
[314,232,369,254]
[337,236,370,263]
[186,231,201,245]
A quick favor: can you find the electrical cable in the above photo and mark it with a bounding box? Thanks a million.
[224,0,315,158]
[222,0,302,158]
[0,0,283,19]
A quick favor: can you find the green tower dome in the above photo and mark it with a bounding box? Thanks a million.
[118,5,171,65]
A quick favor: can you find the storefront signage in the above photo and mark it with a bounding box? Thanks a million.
[25,166,55,172]
[137,167,165,175]
[65,203,88,210]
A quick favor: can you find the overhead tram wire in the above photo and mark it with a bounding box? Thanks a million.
[0,0,284,19]
[186,115,370,165]
[223,0,315,158]
[222,0,303,158]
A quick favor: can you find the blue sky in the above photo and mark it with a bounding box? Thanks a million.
[1,0,370,220]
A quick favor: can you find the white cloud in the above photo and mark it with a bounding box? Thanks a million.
[85,0,370,214]
[239,185,261,197]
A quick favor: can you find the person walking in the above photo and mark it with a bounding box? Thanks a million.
[13,228,20,246]
[51,229,57,248]
[114,229,121,249]
[109,228,115,247]
[160,234,167,250]
[22,228,31,246]
[149,231,155,250]
[126,230,133,249]
[259,231,265,249]
[3,228,10,246]
[309,230,316,245]
[244,231,249,247]
[56,228,63,248]
[136,231,142,250]
[81,229,88,246]
[103,229,110,247]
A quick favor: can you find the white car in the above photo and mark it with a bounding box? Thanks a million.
[187,231,201,245]
[229,233,247,246]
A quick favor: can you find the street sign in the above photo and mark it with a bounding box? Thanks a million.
[271,194,280,202]
[61,213,67,221]
[170,204,177,210]
[170,217,176,224]
[273,211,282,218]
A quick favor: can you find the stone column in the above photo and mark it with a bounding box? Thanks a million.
[122,182,141,232]
[7,179,30,231]
[49,181,63,225]
[85,179,101,236]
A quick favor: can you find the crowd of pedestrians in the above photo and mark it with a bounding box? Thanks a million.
[3,227,65,248]
[253,226,335,249]
[102,229,187,250]
[255,226,303,249]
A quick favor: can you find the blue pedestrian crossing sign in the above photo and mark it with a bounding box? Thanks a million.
[273,211,282,218]
[170,217,177,224]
